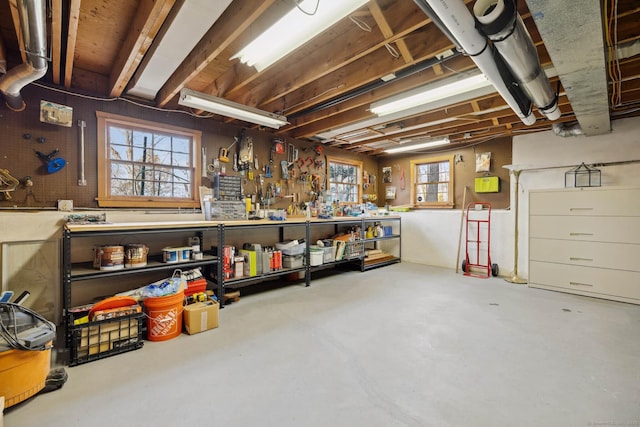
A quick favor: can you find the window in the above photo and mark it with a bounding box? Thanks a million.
[327,157,362,204]
[96,111,201,208]
[410,156,454,208]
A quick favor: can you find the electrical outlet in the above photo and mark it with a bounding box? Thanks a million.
[58,200,73,211]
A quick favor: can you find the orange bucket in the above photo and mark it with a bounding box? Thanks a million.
[144,291,184,341]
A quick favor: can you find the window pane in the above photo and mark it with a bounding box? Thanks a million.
[173,137,190,154]
[104,122,195,200]
[111,162,132,179]
[111,179,132,196]
[132,131,153,148]
[328,161,360,204]
[414,159,452,205]
[172,152,190,167]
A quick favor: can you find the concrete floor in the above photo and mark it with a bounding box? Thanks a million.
[4,263,640,426]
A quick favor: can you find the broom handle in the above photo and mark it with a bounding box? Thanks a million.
[455,186,468,273]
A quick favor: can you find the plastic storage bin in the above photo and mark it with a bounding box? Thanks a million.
[276,241,305,256]
[283,254,304,268]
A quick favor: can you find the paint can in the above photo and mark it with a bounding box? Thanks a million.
[93,245,125,271]
[124,244,148,268]
[162,247,180,263]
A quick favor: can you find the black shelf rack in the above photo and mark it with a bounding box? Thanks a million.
[62,221,221,359]
[61,216,401,361]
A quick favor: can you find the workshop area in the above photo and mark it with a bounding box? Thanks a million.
[1,1,639,426]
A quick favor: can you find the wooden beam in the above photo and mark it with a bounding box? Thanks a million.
[223,0,430,109]
[8,0,26,62]
[156,0,275,107]
[369,0,413,63]
[109,0,176,97]
[64,0,82,88]
[51,0,62,85]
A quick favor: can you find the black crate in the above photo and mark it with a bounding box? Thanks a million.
[70,312,144,366]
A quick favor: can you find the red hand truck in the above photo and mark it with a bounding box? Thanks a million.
[462,202,499,278]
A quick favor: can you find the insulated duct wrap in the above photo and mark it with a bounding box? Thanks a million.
[0,0,48,111]
[413,0,536,126]
[473,0,560,120]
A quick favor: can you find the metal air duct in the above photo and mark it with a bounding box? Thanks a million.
[473,0,560,121]
[0,0,48,112]
[413,0,536,126]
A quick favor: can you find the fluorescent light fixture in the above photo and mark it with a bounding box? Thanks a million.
[232,0,368,72]
[178,88,288,129]
[384,137,450,154]
[371,73,490,117]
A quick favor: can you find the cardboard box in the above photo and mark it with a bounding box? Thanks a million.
[183,300,219,335]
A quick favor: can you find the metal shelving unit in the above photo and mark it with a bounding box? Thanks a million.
[62,221,220,362]
[214,220,310,304]
[361,217,402,271]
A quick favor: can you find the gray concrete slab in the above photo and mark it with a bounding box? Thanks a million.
[4,263,640,426]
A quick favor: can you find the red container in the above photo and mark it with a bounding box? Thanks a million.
[184,278,207,297]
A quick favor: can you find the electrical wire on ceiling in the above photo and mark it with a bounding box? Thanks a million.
[294,0,319,16]
[384,43,400,59]
[349,15,371,32]
[604,0,622,108]
[31,82,215,118]
[348,14,400,59]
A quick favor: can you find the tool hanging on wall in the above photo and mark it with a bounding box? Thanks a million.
[219,128,245,163]
[265,163,272,178]
[0,168,19,200]
[281,160,289,179]
[239,135,253,164]
[273,138,285,155]
[35,149,67,173]
[288,143,298,167]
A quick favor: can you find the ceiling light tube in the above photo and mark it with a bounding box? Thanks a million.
[232,0,368,72]
[384,138,450,154]
[371,73,490,117]
[178,88,288,129]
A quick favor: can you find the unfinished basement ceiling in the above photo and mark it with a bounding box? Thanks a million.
[0,0,639,154]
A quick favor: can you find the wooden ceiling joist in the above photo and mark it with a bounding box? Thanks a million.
[64,0,81,88]
[156,0,276,107]
[108,0,176,97]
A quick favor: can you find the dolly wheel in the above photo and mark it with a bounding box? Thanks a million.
[461,260,467,273]
[491,263,499,277]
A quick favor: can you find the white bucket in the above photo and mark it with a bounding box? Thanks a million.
[310,249,323,266]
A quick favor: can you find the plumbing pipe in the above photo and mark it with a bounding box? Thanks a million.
[0,0,48,111]
[473,0,560,121]
[413,0,536,126]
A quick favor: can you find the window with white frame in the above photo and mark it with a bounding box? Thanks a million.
[96,111,201,208]
[410,156,454,208]
[327,157,362,204]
